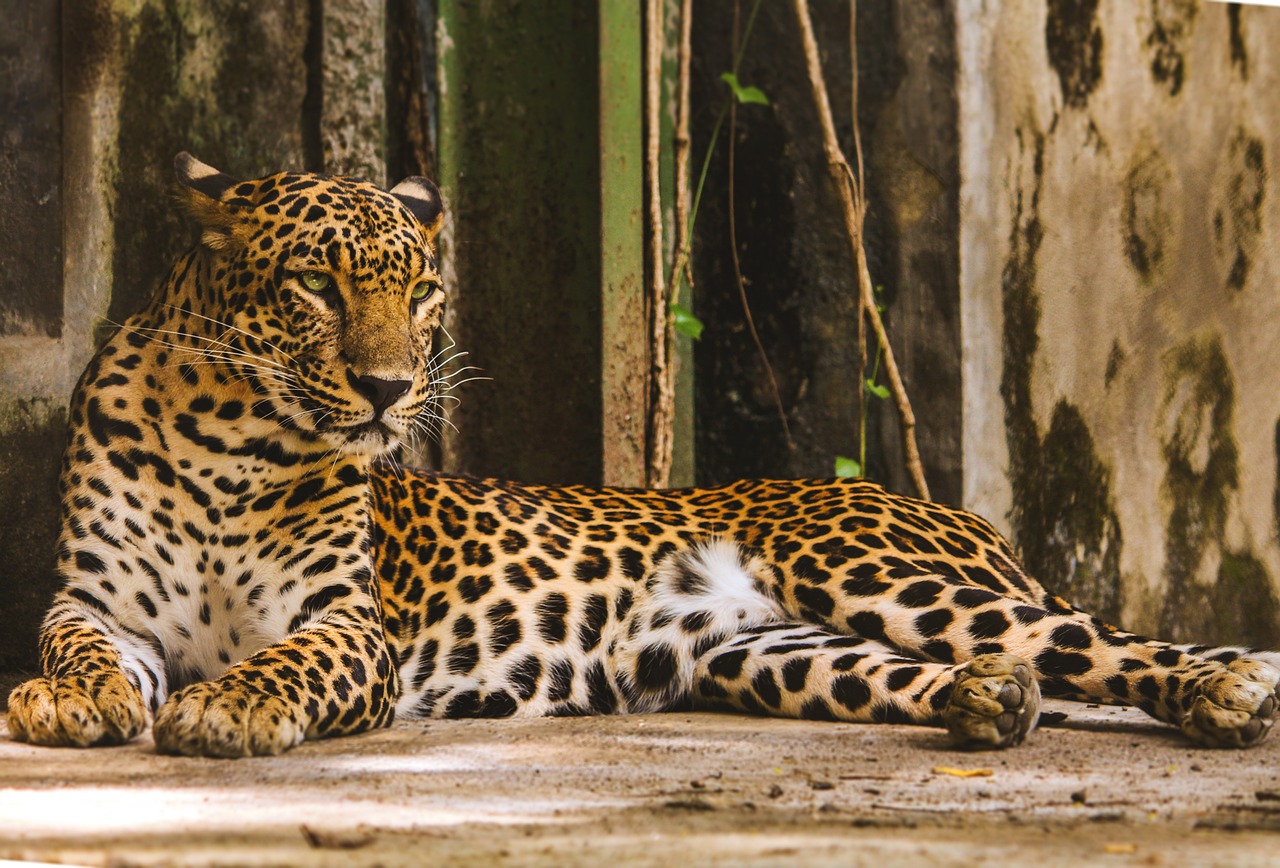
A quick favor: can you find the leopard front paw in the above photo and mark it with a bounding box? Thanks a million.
[1181,659,1279,749]
[7,672,146,748]
[153,680,308,758]
[942,654,1041,750]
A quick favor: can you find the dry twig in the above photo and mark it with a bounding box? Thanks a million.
[645,0,675,486]
[790,0,930,499]
[849,6,867,468]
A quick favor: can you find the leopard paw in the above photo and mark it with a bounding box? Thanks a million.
[7,672,146,748]
[942,654,1041,750]
[1181,659,1279,749]
[153,680,308,758]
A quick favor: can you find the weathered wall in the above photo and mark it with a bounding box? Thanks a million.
[0,0,387,673]
[961,0,1280,643]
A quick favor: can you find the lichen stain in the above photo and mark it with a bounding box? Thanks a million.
[1104,340,1126,388]
[1227,3,1248,79]
[1157,335,1280,646]
[1145,0,1199,97]
[1212,127,1266,292]
[1121,147,1176,284]
[1045,0,1104,109]
[1000,128,1123,623]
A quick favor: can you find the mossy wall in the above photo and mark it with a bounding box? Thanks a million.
[0,0,392,674]
[962,1,1280,643]
[4,0,1278,676]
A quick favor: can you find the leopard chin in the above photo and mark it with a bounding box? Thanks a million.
[323,420,401,457]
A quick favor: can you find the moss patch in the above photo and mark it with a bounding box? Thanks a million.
[1122,147,1175,284]
[1045,0,1104,109]
[1104,340,1126,388]
[999,128,1123,622]
[1145,0,1199,97]
[110,2,309,325]
[1212,127,1266,292]
[1158,334,1280,645]
[1227,3,1248,78]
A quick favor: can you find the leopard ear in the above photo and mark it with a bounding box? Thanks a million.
[174,152,238,201]
[173,152,242,250]
[390,176,444,241]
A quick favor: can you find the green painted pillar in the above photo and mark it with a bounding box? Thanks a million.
[599,0,647,486]
[436,1,673,487]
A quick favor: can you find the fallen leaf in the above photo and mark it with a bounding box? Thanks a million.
[931,766,993,778]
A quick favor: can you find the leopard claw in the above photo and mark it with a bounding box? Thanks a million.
[1181,659,1280,749]
[154,680,308,758]
[7,672,146,748]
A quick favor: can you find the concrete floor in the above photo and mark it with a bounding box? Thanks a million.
[1,699,1278,867]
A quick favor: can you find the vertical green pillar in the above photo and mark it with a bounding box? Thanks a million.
[437,1,661,487]
[599,0,647,486]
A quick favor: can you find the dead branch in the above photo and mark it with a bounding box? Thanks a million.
[645,0,674,487]
[849,5,867,472]
[671,0,694,300]
[790,0,930,499]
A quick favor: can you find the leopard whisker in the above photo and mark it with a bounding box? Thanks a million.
[161,304,298,364]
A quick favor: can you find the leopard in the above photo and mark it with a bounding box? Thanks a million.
[7,153,1279,758]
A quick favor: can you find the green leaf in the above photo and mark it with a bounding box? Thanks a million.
[670,303,704,340]
[834,456,862,478]
[866,380,890,400]
[720,72,769,106]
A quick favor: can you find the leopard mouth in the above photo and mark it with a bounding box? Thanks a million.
[329,419,399,454]
[271,389,405,455]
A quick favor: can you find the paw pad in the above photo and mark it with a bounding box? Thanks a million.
[942,653,1041,750]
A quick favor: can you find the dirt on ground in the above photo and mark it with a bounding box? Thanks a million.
[1,700,1278,866]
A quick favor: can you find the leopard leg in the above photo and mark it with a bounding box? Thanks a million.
[605,541,1029,747]
[789,572,1278,748]
[690,624,1036,749]
[7,606,160,748]
[153,606,398,758]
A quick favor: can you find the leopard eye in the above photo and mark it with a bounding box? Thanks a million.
[300,271,331,293]
[411,281,439,303]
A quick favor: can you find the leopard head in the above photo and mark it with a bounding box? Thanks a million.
[171,152,448,456]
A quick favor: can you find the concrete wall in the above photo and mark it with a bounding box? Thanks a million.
[961,0,1280,644]
[4,0,1278,675]
[0,0,387,673]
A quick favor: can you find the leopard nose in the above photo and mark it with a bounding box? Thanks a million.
[347,370,411,415]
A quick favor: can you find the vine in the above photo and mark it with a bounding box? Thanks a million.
[648,0,930,499]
